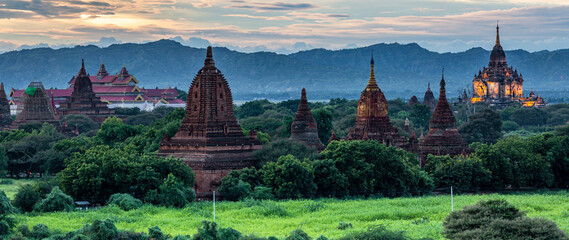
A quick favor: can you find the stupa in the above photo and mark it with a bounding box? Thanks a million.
[419,69,470,165]
[290,88,325,151]
[158,46,261,197]
[14,82,59,125]
[0,83,11,125]
[422,83,436,111]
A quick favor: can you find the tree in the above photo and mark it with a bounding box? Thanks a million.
[312,108,333,145]
[320,140,433,197]
[424,155,491,192]
[12,184,41,212]
[235,100,266,119]
[95,117,138,146]
[34,187,74,212]
[410,104,431,130]
[312,159,348,197]
[261,155,317,199]
[61,114,100,133]
[510,108,549,126]
[253,139,319,167]
[459,108,502,144]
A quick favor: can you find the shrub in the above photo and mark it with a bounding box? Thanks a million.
[218,177,252,201]
[285,229,311,240]
[337,225,412,240]
[17,225,30,237]
[34,187,74,212]
[148,226,165,240]
[0,220,9,236]
[12,184,41,212]
[108,193,143,211]
[424,155,491,192]
[251,186,274,200]
[337,222,352,230]
[30,224,50,239]
[262,154,317,199]
[192,221,218,240]
[79,219,118,240]
[217,227,242,240]
[0,190,15,215]
[443,199,567,239]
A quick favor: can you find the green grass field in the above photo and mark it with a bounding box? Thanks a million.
[12,191,569,239]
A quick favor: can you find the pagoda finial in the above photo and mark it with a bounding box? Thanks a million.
[495,21,501,46]
[366,52,379,91]
[301,88,307,100]
[77,59,87,77]
[204,46,215,67]
[440,67,446,90]
[427,82,430,90]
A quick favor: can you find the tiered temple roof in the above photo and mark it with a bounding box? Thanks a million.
[419,70,470,164]
[290,88,325,151]
[58,60,115,121]
[346,55,407,147]
[408,95,419,106]
[157,46,261,197]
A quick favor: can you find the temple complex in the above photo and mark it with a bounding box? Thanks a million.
[469,25,546,108]
[0,83,11,126]
[290,88,325,151]
[346,56,407,147]
[157,46,261,197]
[13,82,59,125]
[419,70,470,165]
[9,62,184,114]
[58,60,115,122]
[422,83,436,111]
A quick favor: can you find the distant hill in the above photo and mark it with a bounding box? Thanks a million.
[0,39,567,101]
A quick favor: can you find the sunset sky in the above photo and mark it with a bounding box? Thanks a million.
[0,0,568,53]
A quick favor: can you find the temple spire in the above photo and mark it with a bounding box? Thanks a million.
[204,46,215,68]
[366,52,379,91]
[495,22,501,46]
[97,60,109,78]
[77,59,87,77]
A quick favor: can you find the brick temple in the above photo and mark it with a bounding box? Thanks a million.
[13,82,59,125]
[346,55,407,147]
[157,46,261,197]
[422,83,436,111]
[419,70,470,164]
[290,88,325,151]
[58,60,115,122]
[469,25,546,108]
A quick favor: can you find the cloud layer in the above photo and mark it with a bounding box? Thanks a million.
[0,0,568,53]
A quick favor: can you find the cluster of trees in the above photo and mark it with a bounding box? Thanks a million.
[220,140,433,200]
[425,133,569,192]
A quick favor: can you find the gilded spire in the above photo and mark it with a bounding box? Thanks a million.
[366,52,379,91]
[495,22,501,46]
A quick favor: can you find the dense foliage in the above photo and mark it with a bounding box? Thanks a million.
[443,200,567,240]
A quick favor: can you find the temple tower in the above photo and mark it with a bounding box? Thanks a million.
[347,55,406,146]
[422,83,436,111]
[408,95,419,107]
[419,69,470,164]
[59,60,115,121]
[158,46,261,197]
[0,83,11,126]
[290,88,325,151]
[14,82,58,124]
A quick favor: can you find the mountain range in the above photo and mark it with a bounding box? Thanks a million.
[0,39,567,101]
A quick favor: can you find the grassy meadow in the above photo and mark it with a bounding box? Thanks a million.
[1,184,565,239]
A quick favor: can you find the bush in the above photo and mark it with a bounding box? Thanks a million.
[145,174,195,208]
[337,222,352,230]
[34,187,74,212]
[285,229,311,240]
[0,220,9,236]
[30,224,50,239]
[443,199,567,240]
[12,184,41,212]
[0,190,14,216]
[424,155,491,192]
[261,155,317,199]
[337,225,413,240]
[148,226,165,240]
[251,186,274,200]
[108,193,143,211]
[502,120,520,132]
[79,219,118,240]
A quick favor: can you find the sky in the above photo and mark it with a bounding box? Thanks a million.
[0,0,568,54]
